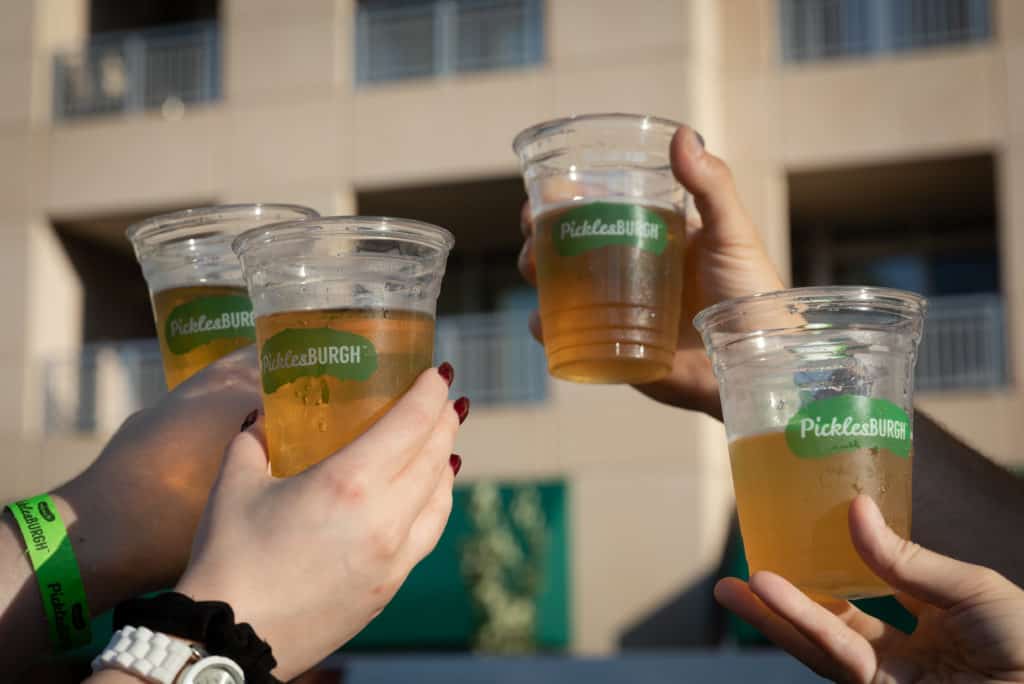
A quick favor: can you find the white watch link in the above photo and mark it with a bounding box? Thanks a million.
[91,625,245,684]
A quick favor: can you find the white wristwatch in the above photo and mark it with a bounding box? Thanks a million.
[91,625,245,684]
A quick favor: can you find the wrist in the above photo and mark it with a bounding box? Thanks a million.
[106,591,276,684]
[172,572,260,641]
[0,511,49,666]
[173,572,240,615]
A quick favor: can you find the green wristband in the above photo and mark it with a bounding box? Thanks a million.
[6,494,92,651]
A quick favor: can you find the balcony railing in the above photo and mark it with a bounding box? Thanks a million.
[435,310,548,405]
[38,294,1009,435]
[43,340,165,436]
[916,293,1007,391]
[53,21,220,120]
[356,0,544,84]
[780,0,992,62]
[42,310,547,436]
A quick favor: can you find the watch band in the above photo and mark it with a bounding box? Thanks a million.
[91,625,243,684]
[114,592,279,683]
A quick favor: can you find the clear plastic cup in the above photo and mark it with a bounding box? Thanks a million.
[513,113,689,384]
[232,216,455,477]
[128,203,319,389]
[695,286,926,599]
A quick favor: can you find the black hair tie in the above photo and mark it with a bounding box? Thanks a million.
[114,592,281,684]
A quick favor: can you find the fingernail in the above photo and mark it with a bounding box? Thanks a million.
[454,396,470,424]
[240,409,258,432]
[438,362,454,387]
[682,127,705,159]
[449,453,462,476]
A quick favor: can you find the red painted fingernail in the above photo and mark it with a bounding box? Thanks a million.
[438,362,454,387]
[240,409,259,432]
[454,396,470,424]
[449,453,462,476]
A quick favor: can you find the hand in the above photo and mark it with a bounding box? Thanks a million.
[517,127,783,418]
[715,495,1024,683]
[0,349,260,674]
[56,346,261,596]
[175,367,462,680]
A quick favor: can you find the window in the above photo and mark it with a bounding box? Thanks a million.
[781,0,992,63]
[356,0,544,84]
[789,155,1008,391]
[53,21,220,119]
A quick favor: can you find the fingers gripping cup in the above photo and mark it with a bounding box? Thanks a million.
[695,287,926,600]
[233,216,454,478]
[128,204,320,389]
[513,113,688,384]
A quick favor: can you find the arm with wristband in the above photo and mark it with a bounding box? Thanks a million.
[0,488,149,673]
[2,360,463,681]
[0,347,261,674]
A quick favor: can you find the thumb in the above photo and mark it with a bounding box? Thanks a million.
[669,126,759,248]
[220,412,270,481]
[849,494,995,609]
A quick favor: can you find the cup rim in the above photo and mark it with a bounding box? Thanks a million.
[232,215,456,256]
[512,112,685,156]
[693,286,928,334]
[127,203,320,249]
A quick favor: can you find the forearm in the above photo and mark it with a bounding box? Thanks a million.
[0,479,163,672]
[0,511,49,669]
[912,410,1024,586]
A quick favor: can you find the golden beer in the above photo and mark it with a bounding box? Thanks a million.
[129,204,319,390]
[152,284,256,389]
[534,202,686,384]
[729,430,912,599]
[257,308,435,477]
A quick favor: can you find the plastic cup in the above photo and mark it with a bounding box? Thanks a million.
[128,204,319,389]
[694,286,926,599]
[513,113,689,384]
[233,216,454,477]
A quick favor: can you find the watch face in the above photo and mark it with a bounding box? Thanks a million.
[193,665,242,684]
[190,663,244,684]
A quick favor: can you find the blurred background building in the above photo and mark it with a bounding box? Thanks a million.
[0,0,1022,671]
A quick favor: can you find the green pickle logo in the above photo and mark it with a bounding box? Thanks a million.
[553,202,668,256]
[785,396,912,459]
[261,328,378,394]
[165,295,256,354]
[37,501,55,523]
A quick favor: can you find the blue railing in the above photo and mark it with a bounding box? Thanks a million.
[780,0,992,62]
[916,293,1008,392]
[43,340,165,435]
[356,0,544,84]
[435,310,548,405]
[42,310,547,435]
[39,293,1008,435]
[53,21,220,120]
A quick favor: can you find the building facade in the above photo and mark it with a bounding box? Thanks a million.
[0,0,1021,655]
